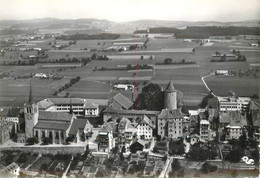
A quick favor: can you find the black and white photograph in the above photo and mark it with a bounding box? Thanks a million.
[0,0,259,177]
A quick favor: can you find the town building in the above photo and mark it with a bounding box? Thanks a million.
[117,117,136,150]
[37,98,108,116]
[103,106,159,124]
[157,109,183,139]
[217,93,250,112]
[136,115,155,140]
[226,124,243,140]
[97,124,115,152]
[3,162,20,178]
[200,120,210,142]
[0,120,15,144]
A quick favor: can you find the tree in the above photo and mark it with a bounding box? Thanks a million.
[91,53,97,60]
[221,54,226,61]
[164,58,172,64]
[135,83,164,111]
[201,162,211,173]
[121,146,126,153]
[182,59,185,63]
[120,151,124,161]
[42,137,52,145]
[171,159,181,172]
[186,146,209,161]
[227,148,244,163]
[126,64,133,70]
[65,137,73,144]
[239,131,247,149]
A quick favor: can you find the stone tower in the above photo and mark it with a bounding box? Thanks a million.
[164,80,178,109]
[24,80,39,139]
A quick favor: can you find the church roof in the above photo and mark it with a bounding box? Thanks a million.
[39,111,73,122]
[34,121,70,131]
[165,80,177,92]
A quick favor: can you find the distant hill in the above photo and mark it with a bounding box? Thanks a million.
[0,18,259,34]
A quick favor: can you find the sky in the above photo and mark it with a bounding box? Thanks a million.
[0,0,260,22]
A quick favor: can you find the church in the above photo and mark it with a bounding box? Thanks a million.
[23,82,93,144]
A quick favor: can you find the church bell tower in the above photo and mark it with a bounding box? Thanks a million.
[24,80,39,139]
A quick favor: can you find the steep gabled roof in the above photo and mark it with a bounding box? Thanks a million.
[38,99,54,110]
[69,119,92,135]
[85,103,99,109]
[136,115,155,128]
[111,93,133,110]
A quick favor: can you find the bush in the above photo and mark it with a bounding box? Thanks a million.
[26,137,39,145]
[164,58,173,64]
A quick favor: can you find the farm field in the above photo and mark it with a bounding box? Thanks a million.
[0,36,259,108]
[204,76,259,96]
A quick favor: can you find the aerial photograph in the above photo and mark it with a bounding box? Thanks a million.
[0,0,259,177]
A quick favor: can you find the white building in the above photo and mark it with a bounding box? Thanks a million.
[200,120,210,142]
[136,115,155,140]
[3,162,20,177]
[226,125,243,140]
[218,95,250,112]
[37,98,108,116]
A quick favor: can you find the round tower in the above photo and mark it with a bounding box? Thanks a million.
[164,80,178,109]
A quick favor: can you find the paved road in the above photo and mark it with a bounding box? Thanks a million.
[201,74,217,97]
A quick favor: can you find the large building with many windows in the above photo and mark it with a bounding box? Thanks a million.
[157,109,183,139]
[217,93,250,112]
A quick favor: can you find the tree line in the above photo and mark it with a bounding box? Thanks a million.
[134,26,260,39]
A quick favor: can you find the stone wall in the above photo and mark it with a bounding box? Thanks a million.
[1,145,85,155]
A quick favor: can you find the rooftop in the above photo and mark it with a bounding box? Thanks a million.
[165,80,177,92]
[69,119,91,135]
[48,98,85,105]
[158,109,183,119]
[34,121,71,131]
[39,111,73,122]
[111,93,133,110]
[103,106,159,115]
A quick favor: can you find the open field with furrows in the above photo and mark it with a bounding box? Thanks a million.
[204,76,259,97]
[0,35,259,108]
[0,78,69,107]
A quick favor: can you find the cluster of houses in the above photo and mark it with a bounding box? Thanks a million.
[0,80,259,155]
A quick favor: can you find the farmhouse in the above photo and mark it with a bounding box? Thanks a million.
[34,73,47,79]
